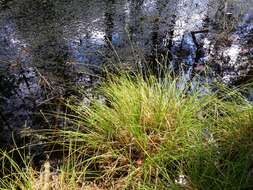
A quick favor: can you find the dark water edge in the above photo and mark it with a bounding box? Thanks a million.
[0,0,252,147]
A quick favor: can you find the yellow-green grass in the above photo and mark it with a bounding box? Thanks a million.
[0,74,253,189]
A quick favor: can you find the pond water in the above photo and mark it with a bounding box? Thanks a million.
[0,0,252,140]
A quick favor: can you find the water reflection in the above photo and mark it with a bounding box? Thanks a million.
[0,0,218,68]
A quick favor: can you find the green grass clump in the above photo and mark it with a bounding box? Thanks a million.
[59,74,253,189]
[1,74,253,190]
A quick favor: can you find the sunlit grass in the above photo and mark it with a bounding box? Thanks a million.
[0,73,253,189]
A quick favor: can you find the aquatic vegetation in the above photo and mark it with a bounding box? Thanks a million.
[0,0,253,189]
[1,73,252,189]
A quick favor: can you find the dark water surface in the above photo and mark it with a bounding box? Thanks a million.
[0,0,252,141]
[0,0,252,78]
